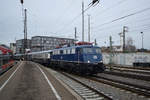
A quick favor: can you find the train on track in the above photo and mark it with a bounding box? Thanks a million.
[0,45,14,74]
[15,42,105,75]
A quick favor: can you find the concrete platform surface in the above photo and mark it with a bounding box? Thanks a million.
[0,61,79,100]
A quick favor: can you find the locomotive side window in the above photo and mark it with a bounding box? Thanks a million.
[71,48,75,54]
[60,50,63,54]
[67,49,70,54]
[63,49,66,54]
[57,50,60,55]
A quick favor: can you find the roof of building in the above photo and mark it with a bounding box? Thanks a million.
[32,36,75,40]
[0,45,12,55]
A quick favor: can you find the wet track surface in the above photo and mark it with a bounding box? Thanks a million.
[0,61,77,100]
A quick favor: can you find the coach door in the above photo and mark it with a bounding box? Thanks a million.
[0,55,2,68]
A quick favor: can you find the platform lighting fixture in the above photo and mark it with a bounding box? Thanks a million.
[141,32,144,49]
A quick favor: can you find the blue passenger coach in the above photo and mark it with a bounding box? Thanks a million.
[50,45,105,74]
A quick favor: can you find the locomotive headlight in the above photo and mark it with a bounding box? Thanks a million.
[93,55,97,59]
[88,60,90,63]
[100,60,103,63]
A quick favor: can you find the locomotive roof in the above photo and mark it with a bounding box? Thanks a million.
[54,45,100,50]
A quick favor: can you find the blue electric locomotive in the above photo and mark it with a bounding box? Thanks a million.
[50,44,105,74]
[15,43,105,75]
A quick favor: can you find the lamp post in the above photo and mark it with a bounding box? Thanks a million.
[141,32,144,49]
[81,0,100,42]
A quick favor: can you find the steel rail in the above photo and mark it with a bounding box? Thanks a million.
[90,75,150,97]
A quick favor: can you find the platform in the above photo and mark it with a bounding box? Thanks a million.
[0,61,81,100]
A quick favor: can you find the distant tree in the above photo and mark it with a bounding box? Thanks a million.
[126,37,136,52]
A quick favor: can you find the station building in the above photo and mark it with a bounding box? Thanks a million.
[31,36,75,52]
[16,39,31,54]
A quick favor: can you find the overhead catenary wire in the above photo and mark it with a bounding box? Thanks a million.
[93,17,150,33]
[130,27,150,32]
[93,7,150,29]
[94,0,129,17]
[89,23,150,43]
[55,3,93,34]
[56,0,128,34]
[92,24,150,34]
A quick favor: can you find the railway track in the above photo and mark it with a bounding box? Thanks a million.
[91,74,150,97]
[106,64,150,70]
[56,72,149,99]
[37,62,150,99]
[59,72,113,100]
[106,65,150,75]
[104,70,150,81]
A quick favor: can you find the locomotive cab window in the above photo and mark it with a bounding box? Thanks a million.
[82,48,101,54]
[82,48,93,54]
[95,48,101,54]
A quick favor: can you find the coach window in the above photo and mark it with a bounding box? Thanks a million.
[54,51,56,55]
[57,50,60,55]
[0,58,2,66]
[56,50,59,55]
[50,52,53,55]
[66,49,68,54]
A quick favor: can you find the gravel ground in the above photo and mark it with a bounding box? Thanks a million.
[74,75,150,100]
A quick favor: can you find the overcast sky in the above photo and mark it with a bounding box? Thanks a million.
[0,0,150,49]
